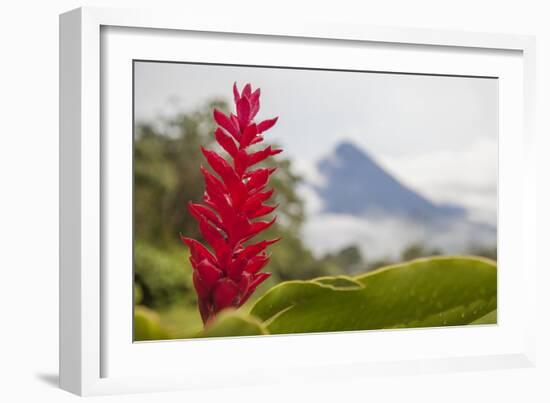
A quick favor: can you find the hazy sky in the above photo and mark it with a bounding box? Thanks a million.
[134,61,498,225]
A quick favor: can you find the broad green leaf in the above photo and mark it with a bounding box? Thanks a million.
[470,309,497,325]
[195,310,268,338]
[134,305,172,341]
[251,256,497,334]
[313,275,363,289]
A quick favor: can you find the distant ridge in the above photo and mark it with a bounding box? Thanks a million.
[315,141,465,220]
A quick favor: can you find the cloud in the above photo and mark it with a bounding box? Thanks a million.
[293,158,327,188]
[134,61,498,164]
[373,136,498,225]
[301,213,496,261]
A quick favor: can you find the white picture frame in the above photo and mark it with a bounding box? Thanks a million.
[59,6,537,396]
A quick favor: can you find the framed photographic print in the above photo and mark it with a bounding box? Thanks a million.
[60,7,537,396]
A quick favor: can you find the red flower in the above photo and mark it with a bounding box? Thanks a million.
[182,83,281,324]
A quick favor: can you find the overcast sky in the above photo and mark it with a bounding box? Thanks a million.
[134,61,498,225]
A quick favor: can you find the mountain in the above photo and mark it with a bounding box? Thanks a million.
[314,141,465,220]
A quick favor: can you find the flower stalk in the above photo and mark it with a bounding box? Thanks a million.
[182,83,281,324]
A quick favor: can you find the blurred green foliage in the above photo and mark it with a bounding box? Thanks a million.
[195,310,268,338]
[134,241,193,308]
[134,306,171,341]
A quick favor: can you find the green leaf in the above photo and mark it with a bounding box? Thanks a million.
[134,305,172,341]
[470,309,497,325]
[251,256,497,334]
[195,309,268,338]
[312,275,364,289]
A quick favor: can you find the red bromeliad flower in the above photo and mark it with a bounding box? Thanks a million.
[181,83,281,324]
